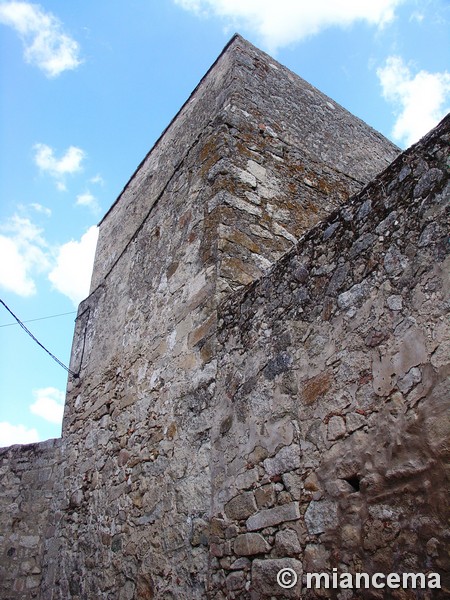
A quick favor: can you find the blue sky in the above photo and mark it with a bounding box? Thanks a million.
[0,0,449,446]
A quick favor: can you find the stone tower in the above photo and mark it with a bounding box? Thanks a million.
[1,35,449,599]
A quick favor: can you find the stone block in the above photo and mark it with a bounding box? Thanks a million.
[251,558,302,598]
[263,445,301,476]
[345,412,366,433]
[248,445,269,465]
[387,294,402,311]
[235,467,259,490]
[327,416,346,440]
[337,281,369,310]
[191,518,209,547]
[304,500,338,535]
[225,491,257,521]
[274,528,302,557]
[263,353,293,380]
[397,367,421,393]
[226,570,246,591]
[246,502,300,531]
[247,159,267,182]
[301,372,332,405]
[255,484,276,508]
[234,533,270,556]
[230,557,251,570]
[303,472,321,492]
[303,544,330,572]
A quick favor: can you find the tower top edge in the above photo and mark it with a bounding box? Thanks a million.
[98,34,249,225]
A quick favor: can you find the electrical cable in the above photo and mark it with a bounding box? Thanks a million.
[0,298,78,378]
[0,310,76,328]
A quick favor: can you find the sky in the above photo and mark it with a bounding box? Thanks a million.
[0,0,449,447]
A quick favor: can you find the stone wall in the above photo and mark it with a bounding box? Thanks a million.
[209,115,449,598]
[0,35,447,600]
[0,440,60,599]
[42,117,224,599]
[33,35,400,600]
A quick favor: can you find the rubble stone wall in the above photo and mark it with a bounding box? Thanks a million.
[0,440,60,599]
[42,122,224,599]
[35,36,401,600]
[210,116,450,598]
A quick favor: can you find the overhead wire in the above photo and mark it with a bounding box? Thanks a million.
[0,298,78,378]
[0,310,76,328]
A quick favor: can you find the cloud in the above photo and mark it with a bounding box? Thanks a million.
[409,11,424,23]
[90,174,104,186]
[76,191,100,214]
[377,56,450,147]
[48,225,99,306]
[0,215,50,296]
[174,0,402,50]
[0,421,40,446]
[34,143,85,190]
[0,214,97,303]
[30,386,65,424]
[0,1,81,77]
[30,202,51,216]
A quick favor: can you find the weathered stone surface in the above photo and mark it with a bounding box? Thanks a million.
[225,491,257,520]
[251,558,302,598]
[233,533,270,556]
[254,483,276,508]
[413,167,444,198]
[263,445,301,476]
[211,110,449,596]
[225,570,246,591]
[273,528,302,556]
[282,471,303,500]
[327,416,346,440]
[303,544,330,572]
[304,500,339,535]
[246,503,301,531]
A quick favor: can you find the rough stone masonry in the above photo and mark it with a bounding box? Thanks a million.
[0,34,448,599]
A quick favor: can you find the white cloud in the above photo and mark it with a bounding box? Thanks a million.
[76,191,95,206]
[377,56,450,147]
[0,1,81,77]
[0,421,40,446]
[0,215,50,296]
[30,386,65,424]
[48,225,98,306]
[34,143,85,189]
[174,0,402,50]
[90,174,104,186]
[76,191,100,214]
[0,214,98,303]
[30,202,51,216]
